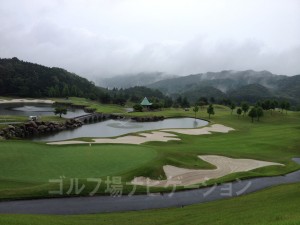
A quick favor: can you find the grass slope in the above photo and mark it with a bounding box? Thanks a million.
[1,182,300,225]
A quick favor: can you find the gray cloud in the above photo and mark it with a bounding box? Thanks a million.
[0,0,300,78]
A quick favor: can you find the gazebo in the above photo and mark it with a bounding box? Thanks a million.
[140,97,152,108]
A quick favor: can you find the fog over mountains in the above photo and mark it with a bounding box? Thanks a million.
[98,70,300,105]
[97,72,178,89]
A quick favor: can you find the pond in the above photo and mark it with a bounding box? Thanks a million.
[32,118,209,142]
[0,103,88,119]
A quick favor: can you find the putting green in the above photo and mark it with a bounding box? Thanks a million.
[0,142,157,187]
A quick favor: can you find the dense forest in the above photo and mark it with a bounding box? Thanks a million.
[0,57,101,99]
[0,58,172,106]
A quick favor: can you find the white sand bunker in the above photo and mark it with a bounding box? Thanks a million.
[131,155,283,187]
[48,131,180,145]
[0,98,54,104]
[162,124,234,135]
[48,124,234,145]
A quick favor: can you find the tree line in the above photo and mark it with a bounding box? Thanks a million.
[233,99,291,122]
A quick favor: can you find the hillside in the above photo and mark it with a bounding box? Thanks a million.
[228,84,273,103]
[181,86,226,103]
[277,75,300,100]
[0,57,102,98]
[147,70,286,94]
[146,70,299,106]
[97,72,177,89]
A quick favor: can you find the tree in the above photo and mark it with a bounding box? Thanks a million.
[237,108,242,118]
[207,104,215,119]
[269,100,279,115]
[221,98,232,106]
[62,84,70,97]
[198,97,208,105]
[248,107,257,123]
[150,103,163,110]
[256,107,264,121]
[133,104,143,112]
[273,100,279,108]
[198,100,206,109]
[255,100,262,107]
[176,96,183,107]
[164,97,173,108]
[193,105,199,119]
[54,106,67,118]
[100,93,111,104]
[285,102,290,114]
[280,101,286,113]
[270,101,275,115]
[230,103,236,115]
[279,101,290,114]
[241,102,250,116]
[262,100,271,111]
[130,94,140,103]
[181,97,190,108]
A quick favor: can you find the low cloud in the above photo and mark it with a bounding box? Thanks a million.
[0,0,299,78]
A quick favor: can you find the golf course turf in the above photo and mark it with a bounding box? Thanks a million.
[0,103,299,224]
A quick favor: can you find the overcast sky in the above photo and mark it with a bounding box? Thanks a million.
[0,0,299,78]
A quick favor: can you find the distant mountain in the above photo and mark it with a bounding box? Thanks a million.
[97,72,178,89]
[181,86,226,103]
[0,57,102,98]
[147,70,286,94]
[145,70,300,106]
[228,84,273,103]
[277,75,300,100]
[1,58,298,107]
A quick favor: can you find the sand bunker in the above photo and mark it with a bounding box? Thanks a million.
[0,98,54,104]
[48,131,180,145]
[48,124,234,145]
[131,155,283,187]
[162,124,234,135]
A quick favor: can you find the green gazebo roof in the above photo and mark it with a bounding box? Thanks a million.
[140,97,152,106]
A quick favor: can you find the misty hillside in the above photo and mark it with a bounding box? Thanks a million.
[144,70,299,105]
[180,86,227,103]
[228,84,273,103]
[147,70,286,93]
[97,72,178,89]
[277,75,300,100]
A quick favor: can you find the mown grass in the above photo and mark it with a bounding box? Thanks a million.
[52,97,125,114]
[0,105,299,200]
[1,182,300,225]
[0,142,159,199]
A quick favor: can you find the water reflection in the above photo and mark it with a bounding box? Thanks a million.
[0,103,88,118]
[32,118,209,142]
